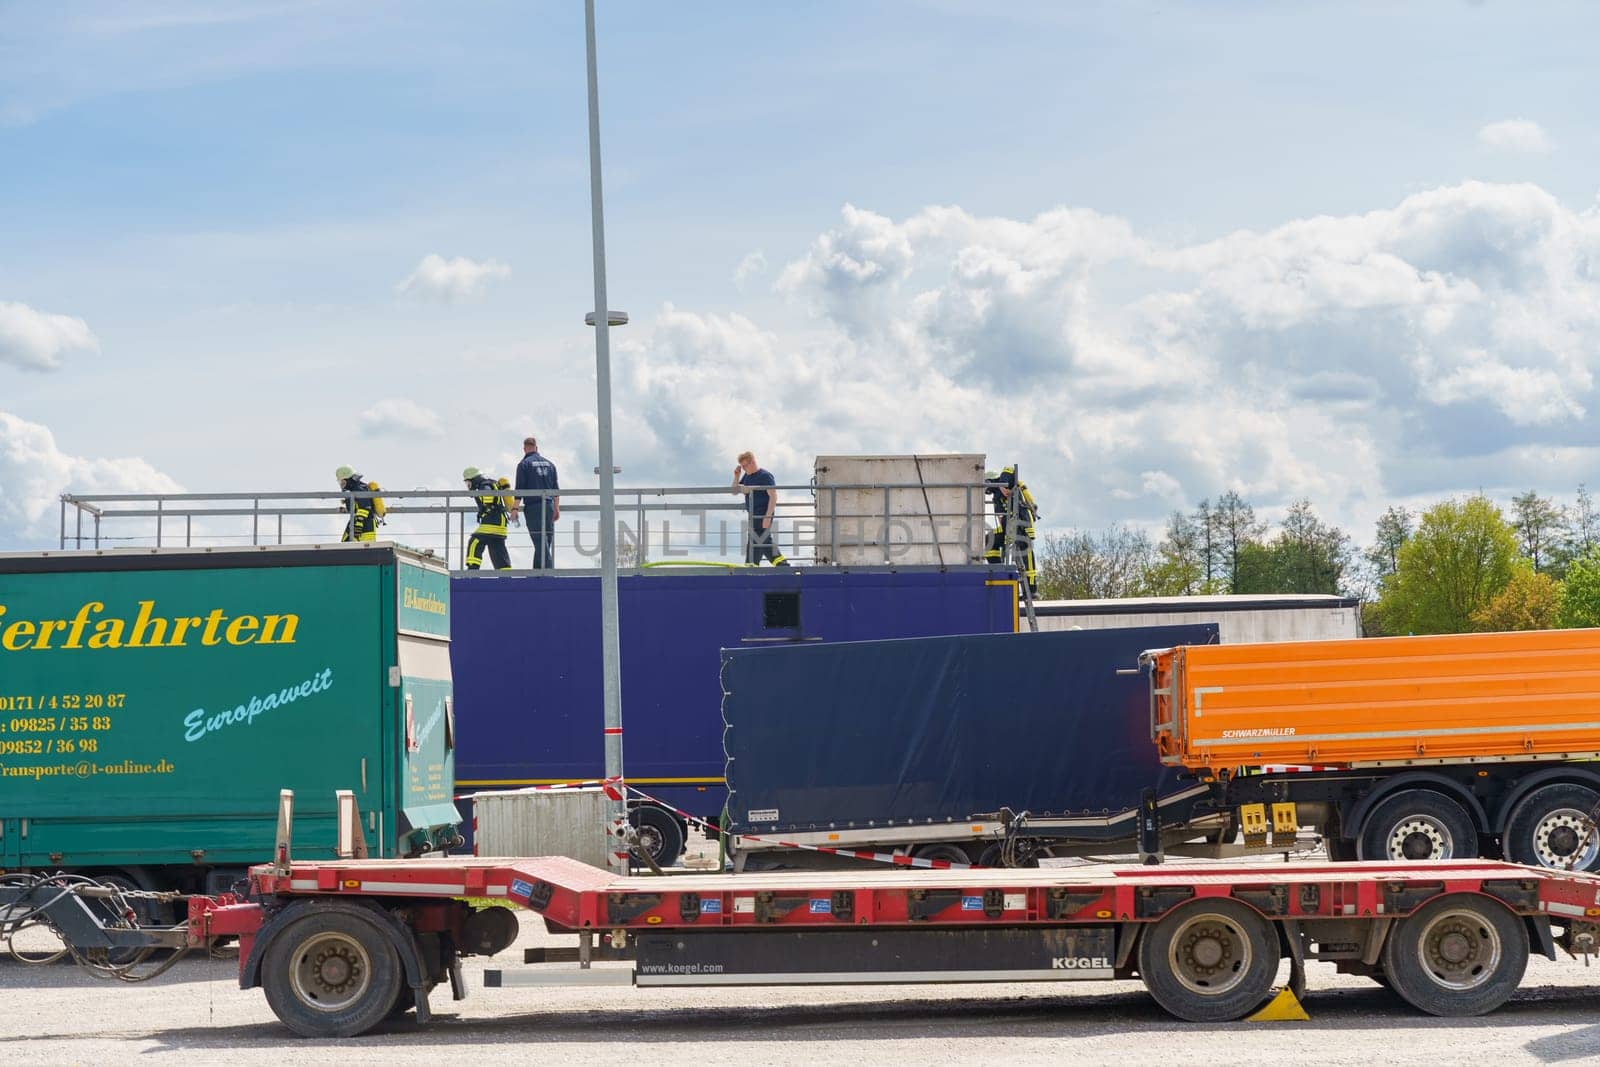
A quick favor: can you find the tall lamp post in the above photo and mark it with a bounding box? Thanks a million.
[583,0,629,874]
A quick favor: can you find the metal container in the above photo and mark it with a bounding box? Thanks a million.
[812,454,988,566]
[470,787,612,865]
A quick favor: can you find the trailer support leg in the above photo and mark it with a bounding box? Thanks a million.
[1138,788,1163,866]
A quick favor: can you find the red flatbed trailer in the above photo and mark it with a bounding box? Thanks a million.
[187,854,1600,1037]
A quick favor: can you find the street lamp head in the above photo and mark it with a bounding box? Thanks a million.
[585,310,629,327]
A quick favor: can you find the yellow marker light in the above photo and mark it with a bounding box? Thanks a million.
[1586,907,1600,917]
[1095,909,1112,919]
[342,880,360,889]
[646,915,663,924]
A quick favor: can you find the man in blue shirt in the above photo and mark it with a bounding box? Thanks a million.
[733,451,788,566]
[513,436,560,570]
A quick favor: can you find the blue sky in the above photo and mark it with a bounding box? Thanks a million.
[4,1,1600,558]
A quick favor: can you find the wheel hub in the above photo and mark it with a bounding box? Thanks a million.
[1419,912,1500,990]
[1168,915,1249,994]
[1387,817,1451,861]
[290,932,373,1012]
[1532,808,1597,869]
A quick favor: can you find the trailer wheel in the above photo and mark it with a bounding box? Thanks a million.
[911,843,973,866]
[261,909,404,1038]
[630,806,685,868]
[1137,899,1279,1022]
[1504,783,1600,872]
[1381,894,1527,1016]
[1358,791,1477,862]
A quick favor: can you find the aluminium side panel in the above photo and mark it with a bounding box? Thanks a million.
[721,624,1218,837]
[1168,627,1600,768]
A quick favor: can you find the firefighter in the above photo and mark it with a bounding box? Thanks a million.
[335,466,385,543]
[985,465,1038,595]
[462,466,513,571]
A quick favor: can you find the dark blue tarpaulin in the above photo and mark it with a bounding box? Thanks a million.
[722,624,1217,835]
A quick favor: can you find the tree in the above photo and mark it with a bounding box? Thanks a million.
[1558,548,1600,629]
[1379,496,1520,635]
[1471,569,1561,632]
[1212,491,1266,593]
[1231,501,1352,596]
[1510,490,1568,575]
[1193,499,1219,587]
[1364,506,1414,582]
[1036,525,1154,600]
[1145,510,1211,596]
[1572,484,1599,557]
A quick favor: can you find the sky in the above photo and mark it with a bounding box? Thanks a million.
[4,0,1600,560]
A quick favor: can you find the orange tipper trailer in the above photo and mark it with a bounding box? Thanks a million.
[1149,628,1600,769]
[1139,629,1600,870]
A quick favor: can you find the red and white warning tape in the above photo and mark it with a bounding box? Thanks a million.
[454,776,626,803]
[620,781,977,870]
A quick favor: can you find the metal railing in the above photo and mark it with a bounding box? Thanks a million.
[55,479,1023,573]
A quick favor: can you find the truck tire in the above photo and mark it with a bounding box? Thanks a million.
[1380,894,1527,1016]
[629,806,685,868]
[911,843,973,866]
[1137,898,1279,1022]
[260,908,405,1038]
[1503,783,1600,872]
[1357,790,1477,862]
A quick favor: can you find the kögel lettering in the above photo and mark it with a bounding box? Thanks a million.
[0,600,299,651]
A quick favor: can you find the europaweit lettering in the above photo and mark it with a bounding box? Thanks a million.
[0,600,299,652]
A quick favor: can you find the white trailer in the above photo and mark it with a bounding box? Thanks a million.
[1031,594,1362,644]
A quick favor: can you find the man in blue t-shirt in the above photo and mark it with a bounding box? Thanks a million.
[733,451,788,566]
[513,435,560,570]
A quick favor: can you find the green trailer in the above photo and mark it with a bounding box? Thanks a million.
[0,544,459,897]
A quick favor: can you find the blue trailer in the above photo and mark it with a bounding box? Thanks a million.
[449,566,1019,863]
[722,624,1223,868]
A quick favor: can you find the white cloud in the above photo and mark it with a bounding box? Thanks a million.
[0,411,182,547]
[733,250,767,288]
[1478,118,1552,154]
[607,181,1600,541]
[0,301,99,371]
[395,254,511,303]
[359,397,445,439]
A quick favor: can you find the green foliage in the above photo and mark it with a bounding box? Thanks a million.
[1036,525,1154,600]
[1557,548,1600,629]
[1471,568,1561,632]
[1234,500,1351,595]
[1360,598,1397,637]
[1364,506,1413,582]
[1380,496,1520,634]
[1511,490,1569,576]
